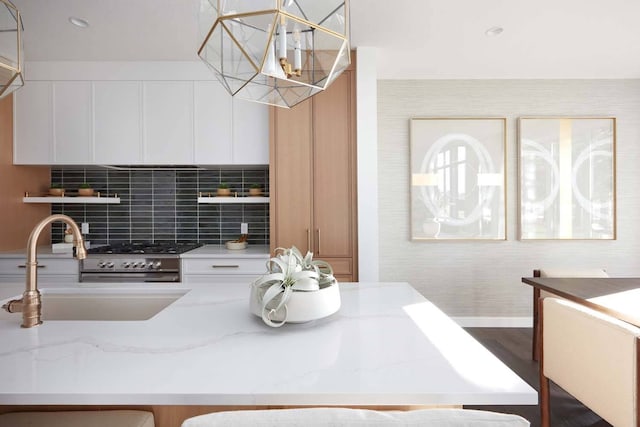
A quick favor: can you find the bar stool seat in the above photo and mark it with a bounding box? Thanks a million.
[181,408,529,427]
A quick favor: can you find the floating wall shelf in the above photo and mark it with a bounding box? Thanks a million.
[197,196,270,204]
[23,196,121,204]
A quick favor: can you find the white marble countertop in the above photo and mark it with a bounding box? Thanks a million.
[0,246,75,259]
[0,282,536,406]
[180,244,270,258]
[0,244,270,259]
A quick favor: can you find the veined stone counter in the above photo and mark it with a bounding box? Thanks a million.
[0,282,536,406]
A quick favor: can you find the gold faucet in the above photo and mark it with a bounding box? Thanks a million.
[2,214,87,328]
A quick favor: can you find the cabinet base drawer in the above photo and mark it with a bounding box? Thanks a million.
[182,258,269,275]
[318,258,352,276]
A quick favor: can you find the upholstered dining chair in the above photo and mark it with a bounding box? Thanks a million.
[540,297,640,427]
[530,268,609,361]
[181,408,530,427]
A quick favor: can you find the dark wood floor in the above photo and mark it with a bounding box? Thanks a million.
[463,328,612,427]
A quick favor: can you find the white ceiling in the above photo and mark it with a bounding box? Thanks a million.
[11,0,640,79]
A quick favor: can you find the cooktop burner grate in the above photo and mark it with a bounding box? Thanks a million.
[87,241,203,255]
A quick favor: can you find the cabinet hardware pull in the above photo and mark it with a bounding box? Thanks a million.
[307,229,311,253]
[18,265,46,269]
[211,265,240,268]
[317,228,321,255]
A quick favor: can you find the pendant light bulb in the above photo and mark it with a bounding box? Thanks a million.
[278,17,287,60]
[293,26,302,72]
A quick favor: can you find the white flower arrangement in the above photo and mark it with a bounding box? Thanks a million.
[250,246,340,327]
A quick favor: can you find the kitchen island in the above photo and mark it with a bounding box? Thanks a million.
[0,282,536,424]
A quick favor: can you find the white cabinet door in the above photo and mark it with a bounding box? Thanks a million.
[0,258,79,283]
[143,81,194,164]
[194,81,232,164]
[181,256,268,285]
[53,81,93,164]
[13,81,53,164]
[94,81,142,164]
[232,98,269,164]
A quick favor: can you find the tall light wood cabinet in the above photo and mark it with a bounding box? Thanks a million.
[270,68,357,281]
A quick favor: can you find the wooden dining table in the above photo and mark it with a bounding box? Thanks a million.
[522,276,640,360]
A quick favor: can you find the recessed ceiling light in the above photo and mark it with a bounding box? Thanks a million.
[485,26,503,37]
[69,17,89,28]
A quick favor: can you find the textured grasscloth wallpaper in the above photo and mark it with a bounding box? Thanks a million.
[378,80,640,318]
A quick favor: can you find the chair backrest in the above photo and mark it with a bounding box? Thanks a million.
[181,408,530,427]
[535,268,609,278]
[543,297,640,427]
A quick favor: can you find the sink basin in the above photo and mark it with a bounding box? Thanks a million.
[0,289,188,321]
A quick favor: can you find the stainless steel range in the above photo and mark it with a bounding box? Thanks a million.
[80,242,203,283]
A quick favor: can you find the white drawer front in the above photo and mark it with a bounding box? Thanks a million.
[0,258,78,276]
[182,258,268,276]
[183,275,257,286]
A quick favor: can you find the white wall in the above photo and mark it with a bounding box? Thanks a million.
[356,48,379,281]
[378,79,640,321]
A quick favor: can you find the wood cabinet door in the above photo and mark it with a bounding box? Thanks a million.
[312,71,354,258]
[271,99,314,253]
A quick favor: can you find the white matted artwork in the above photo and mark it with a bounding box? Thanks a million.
[410,118,506,240]
[519,117,616,240]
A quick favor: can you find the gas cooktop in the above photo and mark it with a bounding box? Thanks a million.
[87,241,203,255]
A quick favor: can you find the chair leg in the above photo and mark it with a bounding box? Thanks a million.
[540,375,551,427]
[532,287,540,361]
[538,295,550,427]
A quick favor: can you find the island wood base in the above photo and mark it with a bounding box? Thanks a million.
[0,405,462,427]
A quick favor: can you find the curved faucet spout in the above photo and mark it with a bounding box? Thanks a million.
[7,214,87,328]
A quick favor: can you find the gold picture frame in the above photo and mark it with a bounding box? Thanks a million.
[410,118,507,240]
[518,117,616,240]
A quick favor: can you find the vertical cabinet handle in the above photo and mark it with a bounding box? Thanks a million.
[316,229,321,255]
[306,229,311,253]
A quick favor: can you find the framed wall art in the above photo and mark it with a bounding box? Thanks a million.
[410,118,506,240]
[518,117,616,240]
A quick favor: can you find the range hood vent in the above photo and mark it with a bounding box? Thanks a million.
[101,165,207,171]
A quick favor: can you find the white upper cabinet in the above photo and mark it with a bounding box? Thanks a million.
[194,81,232,164]
[53,81,93,164]
[94,81,142,164]
[12,62,269,166]
[232,98,269,165]
[14,81,53,164]
[143,81,194,164]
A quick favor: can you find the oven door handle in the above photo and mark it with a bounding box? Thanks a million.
[144,277,180,283]
[211,265,240,269]
[80,273,181,283]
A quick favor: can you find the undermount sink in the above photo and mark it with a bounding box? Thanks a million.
[1,289,188,322]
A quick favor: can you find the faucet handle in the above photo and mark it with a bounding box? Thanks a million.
[2,299,23,313]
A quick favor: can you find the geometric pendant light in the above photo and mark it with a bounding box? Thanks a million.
[198,0,350,108]
[0,0,23,99]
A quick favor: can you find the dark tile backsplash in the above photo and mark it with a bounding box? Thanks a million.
[50,167,269,246]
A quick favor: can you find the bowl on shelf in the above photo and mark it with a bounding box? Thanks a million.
[248,188,263,196]
[225,240,247,250]
[78,188,95,197]
[48,188,65,197]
